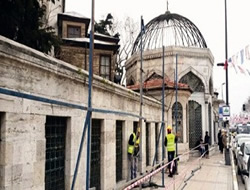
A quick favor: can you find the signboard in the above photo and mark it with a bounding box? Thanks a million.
[219,106,223,120]
[222,106,230,116]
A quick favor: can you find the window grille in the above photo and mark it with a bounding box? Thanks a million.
[146,123,150,166]
[155,123,159,162]
[188,101,202,148]
[100,55,111,80]
[208,103,212,144]
[45,116,67,190]
[116,121,123,182]
[172,102,183,143]
[90,119,101,190]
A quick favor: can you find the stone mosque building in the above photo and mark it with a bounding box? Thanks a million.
[126,10,215,149]
[0,5,216,190]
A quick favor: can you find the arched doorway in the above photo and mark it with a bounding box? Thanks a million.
[188,100,202,148]
[172,102,183,143]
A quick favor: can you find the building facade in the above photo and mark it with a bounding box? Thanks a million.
[126,11,215,149]
[0,35,169,190]
[57,12,120,82]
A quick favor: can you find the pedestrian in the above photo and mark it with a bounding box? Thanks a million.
[165,126,177,177]
[204,131,210,159]
[195,136,205,156]
[217,129,223,153]
[127,126,140,180]
[222,130,228,151]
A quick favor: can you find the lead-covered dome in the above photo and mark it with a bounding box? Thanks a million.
[132,11,207,54]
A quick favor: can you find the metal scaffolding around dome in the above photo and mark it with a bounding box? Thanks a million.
[131,11,207,54]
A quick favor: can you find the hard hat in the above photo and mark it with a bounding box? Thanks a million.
[167,126,172,130]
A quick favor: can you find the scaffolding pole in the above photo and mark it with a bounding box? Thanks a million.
[161,46,165,186]
[139,15,144,189]
[86,0,94,188]
[175,54,178,173]
[71,0,94,189]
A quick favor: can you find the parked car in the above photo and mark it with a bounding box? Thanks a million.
[232,134,250,159]
[236,123,250,134]
[235,138,250,164]
[237,142,250,179]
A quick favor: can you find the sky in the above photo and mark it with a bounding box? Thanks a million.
[65,0,250,115]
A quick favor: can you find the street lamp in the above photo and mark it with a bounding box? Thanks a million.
[224,0,229,107]
[224,0,230,166]
[217,0,230,166]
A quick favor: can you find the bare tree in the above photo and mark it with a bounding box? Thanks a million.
[94,14,139,85]
[113,16,139,85]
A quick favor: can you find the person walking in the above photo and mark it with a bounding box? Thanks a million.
[195,136,205,156]
[222,130,228,152]
[204,131,210,159]
[165,126,177,177]
[127,126,140,180]
[217,129,223,153]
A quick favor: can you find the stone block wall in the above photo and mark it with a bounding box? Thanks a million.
[0,36,170,190]
[0,113,46,190]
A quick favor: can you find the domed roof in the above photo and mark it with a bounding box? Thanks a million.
[131,11,207,54]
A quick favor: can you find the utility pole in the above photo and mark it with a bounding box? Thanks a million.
[224,0,231,166]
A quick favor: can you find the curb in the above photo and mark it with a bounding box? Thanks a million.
[230,148,239,190]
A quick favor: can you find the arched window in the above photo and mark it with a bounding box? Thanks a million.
[172,102,183,143]
[179,72,205,92]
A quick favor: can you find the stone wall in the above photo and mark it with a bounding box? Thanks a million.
[0,36,172,190]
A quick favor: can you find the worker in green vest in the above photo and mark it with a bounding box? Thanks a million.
[127,126,140,180]
[165,125,177,177]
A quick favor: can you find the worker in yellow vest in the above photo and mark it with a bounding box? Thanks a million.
[127,127,140,180]
[165,125,177,177]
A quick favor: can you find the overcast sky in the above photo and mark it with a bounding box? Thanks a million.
[66,0,250,115]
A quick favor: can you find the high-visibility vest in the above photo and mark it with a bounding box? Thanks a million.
[127,133,140,154]
[166,133,175,152]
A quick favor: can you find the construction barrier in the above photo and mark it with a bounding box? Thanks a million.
[123,144,207,190]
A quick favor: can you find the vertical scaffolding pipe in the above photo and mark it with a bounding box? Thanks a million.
[175,54,178,172]
[70,1,94,189]
[86,0,95,188]
[161,46,165,186]
[139,15,143,182]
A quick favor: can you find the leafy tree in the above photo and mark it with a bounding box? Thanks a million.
[0,0,60,54]
[94,13,119,37]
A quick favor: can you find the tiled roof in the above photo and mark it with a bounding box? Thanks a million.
[127,78,191,91]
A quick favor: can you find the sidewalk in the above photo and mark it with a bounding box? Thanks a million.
[142,149,233,190]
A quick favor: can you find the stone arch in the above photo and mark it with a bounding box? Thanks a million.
[178,67,207,92]
[172,102,183,143]
[127,77,135,86]
[188,100,202,148]
[179,71,205,92]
